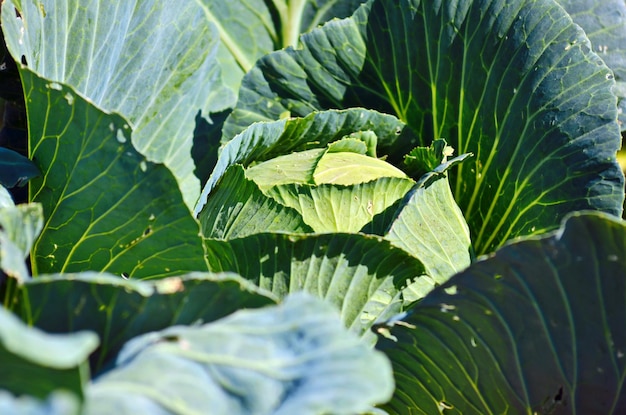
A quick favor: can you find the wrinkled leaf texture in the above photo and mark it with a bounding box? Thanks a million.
[556,0,626,130]
[223,0,625,255]
[379,212,626,414]
[14,272,275,372]
[84,294,394,415]
[17,70,207,278]
[2,0,232,208]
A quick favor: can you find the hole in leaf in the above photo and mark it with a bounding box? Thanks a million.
[538,385,566,414]
[554,386,563,402]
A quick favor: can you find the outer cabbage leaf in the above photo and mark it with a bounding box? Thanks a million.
[205,232,431,338]
[378,212,626,414]
[0,202,42,260]
[84,293,394,415]
[556,0,626,130]
[0,391,80,415]
[194,0,367,95]
[0,305,98,400]
[0,186,13,208]
[1,0,231,208]
[16,70,207,278]
[385,175,472,283]
[223,0,624,255]
[15,272,275,372]
[0,201,42,282]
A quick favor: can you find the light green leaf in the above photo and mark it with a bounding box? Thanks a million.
[327,136,370,155]
[0,202,43,282]
[0,186,13,208]
[556,0,626,130]
[1,0,231,208]
[195,0,277,92]
[313,152,407,185]
[0,203,43,259]
[18,70,206,278]
[205,232,430,336]
[15,272,275,373]
[379,212,626,414]
[246,149,326,191]
[385,176,472,284]
[0,391,80,415]
[0,232,29,282]
[266,177,415,233]
[223,0,624,255]
[0,306,98,399]
[84,293,394,415]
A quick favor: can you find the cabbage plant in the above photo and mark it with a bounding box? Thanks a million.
[1,0,626,414]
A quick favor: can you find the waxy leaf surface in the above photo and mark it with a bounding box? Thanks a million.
[380,213,626,414]
[224,0,624,254]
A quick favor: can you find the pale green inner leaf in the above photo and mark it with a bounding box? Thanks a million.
[314,152,407,185]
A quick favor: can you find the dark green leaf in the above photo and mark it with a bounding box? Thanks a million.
[298,0,369,35]
[379,212,626,414]
[205,232,430,337]
[223,0,624,254]
[0,147,40,188]
[17,70,207,278]
[556,0,626,130]
[414,152,473,189]
[403,139,453,179]
[16,272,275,373]
[0,306,98,399]
[84,293,394,415]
